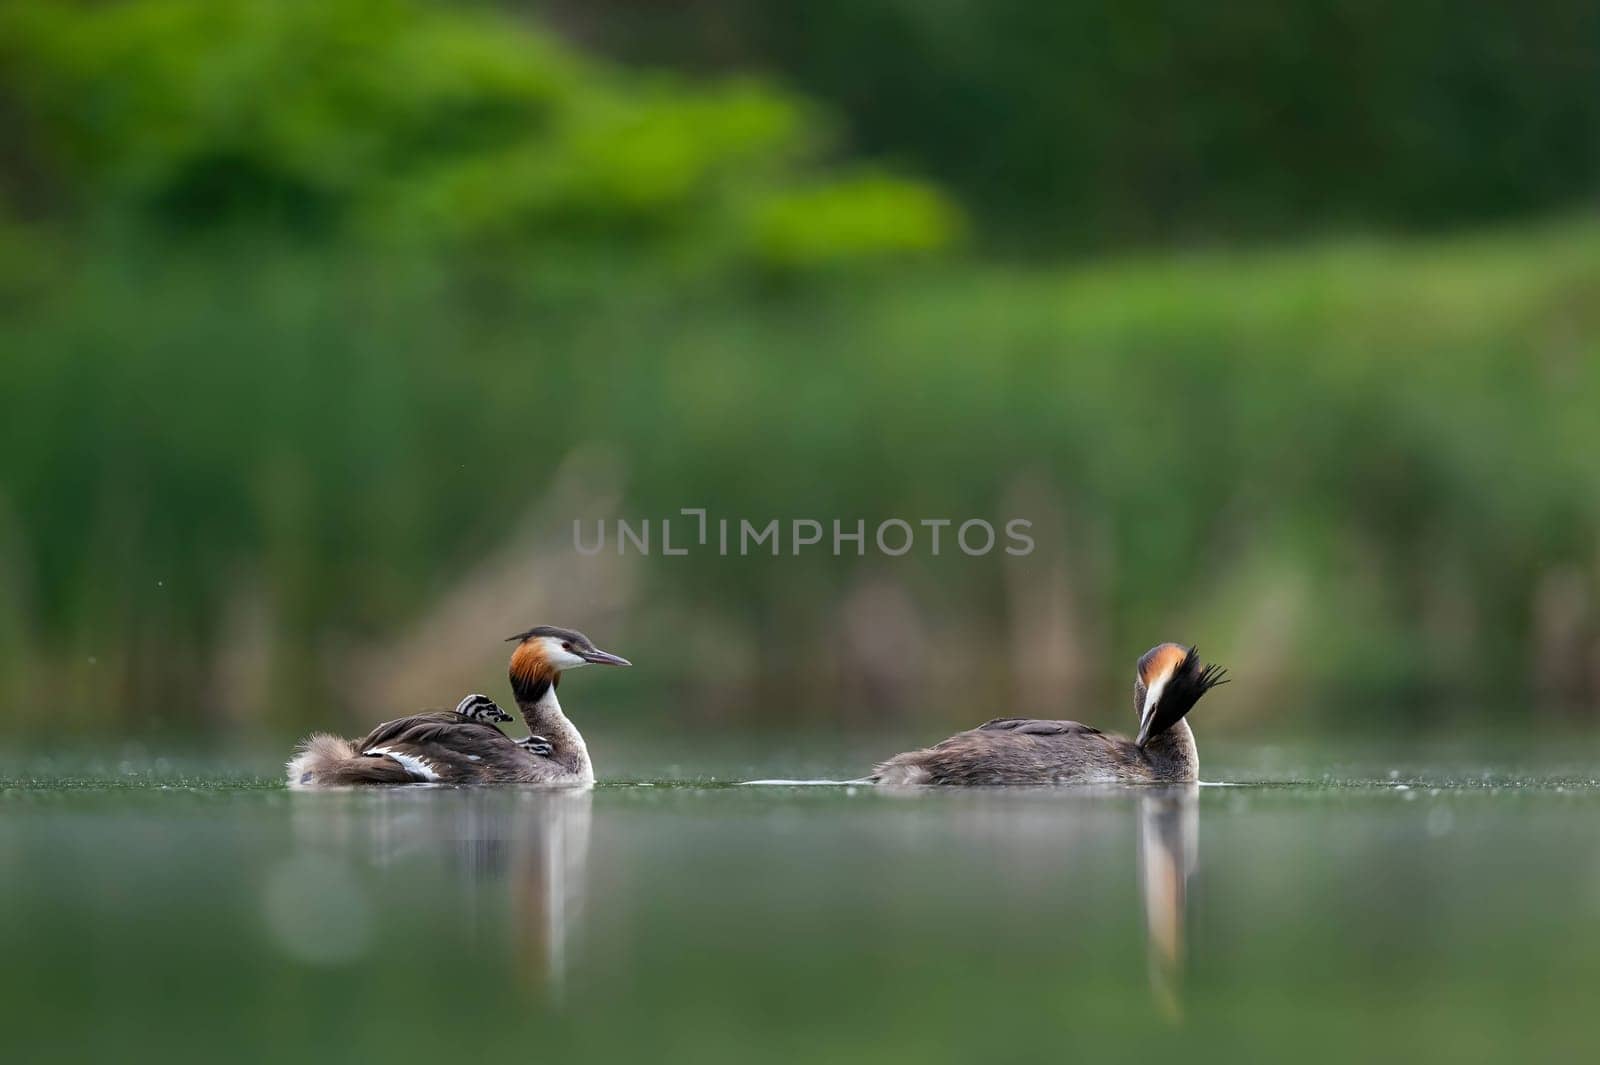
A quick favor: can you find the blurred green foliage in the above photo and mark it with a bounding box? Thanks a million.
[547,0,1600,251]
[0,1,1598,736]
[3,222,1598,732]
[0,0,958,270]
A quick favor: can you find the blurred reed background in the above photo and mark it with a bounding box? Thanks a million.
[1,0,1598,742]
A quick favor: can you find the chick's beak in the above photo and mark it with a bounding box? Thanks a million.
[580,647,631,667]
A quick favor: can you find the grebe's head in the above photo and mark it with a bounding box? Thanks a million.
[506,625,630,702]
[1134,643,1228,747]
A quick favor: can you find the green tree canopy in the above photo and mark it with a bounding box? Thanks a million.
[0,0,959,271]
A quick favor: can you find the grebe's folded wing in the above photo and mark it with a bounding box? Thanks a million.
[352,712,526,783]
[974,718,1102,736]
[357,710,510,753]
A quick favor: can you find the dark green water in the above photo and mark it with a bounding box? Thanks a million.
[4,739,1600,1063]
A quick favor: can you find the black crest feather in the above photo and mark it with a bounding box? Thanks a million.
[1140,646,1229,744]
[506,625,592,646]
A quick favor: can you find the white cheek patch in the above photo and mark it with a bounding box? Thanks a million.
[1141,672,1171,729]
[540,637,589,670]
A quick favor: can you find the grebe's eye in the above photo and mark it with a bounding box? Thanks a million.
[562,642,573,652]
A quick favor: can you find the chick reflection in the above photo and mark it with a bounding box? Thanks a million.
[1138,786,1198,1019]
[290,788,592,997]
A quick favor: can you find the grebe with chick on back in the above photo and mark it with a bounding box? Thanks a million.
[287,626,629,788]
[869,643,1227,785]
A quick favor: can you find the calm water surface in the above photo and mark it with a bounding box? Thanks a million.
[4,737,1600,1063]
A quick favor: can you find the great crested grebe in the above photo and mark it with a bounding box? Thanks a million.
[286,626,629,788]
[869,643,1227,785]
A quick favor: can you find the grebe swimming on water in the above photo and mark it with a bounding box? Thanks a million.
[869,643,1227,785]
[287,626,629,788]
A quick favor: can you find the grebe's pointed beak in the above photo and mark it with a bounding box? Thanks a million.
[580,647,631,667]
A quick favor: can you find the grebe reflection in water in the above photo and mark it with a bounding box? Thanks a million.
[285,789,592,997]
[1139,787,1198,1019]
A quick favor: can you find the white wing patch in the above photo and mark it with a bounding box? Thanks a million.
[368,747,440,782]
